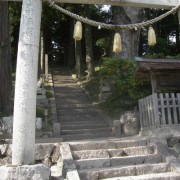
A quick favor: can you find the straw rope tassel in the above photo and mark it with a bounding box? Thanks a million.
[73,21,82,41]
[148,26,156,46]
[113,33,122,53]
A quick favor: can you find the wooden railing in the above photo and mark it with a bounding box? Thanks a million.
[139,93,180,130]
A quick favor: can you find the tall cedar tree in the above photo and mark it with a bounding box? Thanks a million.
[0,2,12,116]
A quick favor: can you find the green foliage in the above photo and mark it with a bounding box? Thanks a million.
[100,94,137,118]
[46,91,53,99]
[146,38,171,58]
[96,37,111,50]
[139,8,179,56]
[100,57,150,99]
[36,106,45,119]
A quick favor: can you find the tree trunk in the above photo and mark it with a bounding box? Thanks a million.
[85,24,94,79]
[75,40,82,79]
[84,5,94,80]
[0,2,12,116]
[112,6,142,59]
[67,19,75,67]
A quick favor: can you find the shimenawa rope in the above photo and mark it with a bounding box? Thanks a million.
[47,0,180,30]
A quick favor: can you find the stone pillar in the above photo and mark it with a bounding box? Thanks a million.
[40,35,44,74]
[178,1,180,25]
[12,0,42,165]
[45,54,48,78]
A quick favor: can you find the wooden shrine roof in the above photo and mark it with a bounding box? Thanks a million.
[135,57,180,80]
[135,57,180,92]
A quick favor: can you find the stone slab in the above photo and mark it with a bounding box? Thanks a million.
[115,139,147,149]
[75,158,110,170]
[50,162,63,178]
[135,163,170,175]
[60,143,77,177]
[62,132,112,141]
[108,149,124,157]
[79,171,99,180]
[35,138,63,143]
[110,156,145,167]
[35,144,55,160]
[0,164,50,180]
[70,142,116,151]
[123,146,154,156]
[98,166,135,179]
[53,123,60,137]
[66,170,80,180]
[61,123,107,130]
[61,128,111,135]
[72,150,110,160]
[103,172,180,180]
[144,154,162,164]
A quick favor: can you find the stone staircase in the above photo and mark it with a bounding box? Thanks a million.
[52,67,112,141]
[60,138,180,180]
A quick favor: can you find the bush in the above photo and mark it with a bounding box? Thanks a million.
[99,57,150,99]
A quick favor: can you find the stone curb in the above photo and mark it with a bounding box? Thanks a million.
[47,72,60,138]
[60,143,80,180]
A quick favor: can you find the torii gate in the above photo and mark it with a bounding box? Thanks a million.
[0,0,179,165]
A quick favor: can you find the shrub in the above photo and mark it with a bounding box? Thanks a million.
[99,57,150,99]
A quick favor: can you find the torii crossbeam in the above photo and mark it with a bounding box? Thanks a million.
[1,0,178,166]
[0,0,179,9]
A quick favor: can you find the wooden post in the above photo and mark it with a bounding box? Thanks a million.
[12,0,42,165]
[40,34,44,74]
[45,54,48,79]
[150,71,157,94]
[152,93,160,128]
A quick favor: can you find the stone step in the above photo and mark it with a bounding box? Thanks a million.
[78,163,171,180]
[70,139,147,151]
[56,92,85,97]
[73,150,110,160]
[62,132,112,141]
[72,146,154,160]
[100,172,180,180]
[108,146,155,157]
[75,154,162,170]
[59,118,106,123]
[57,110,100,117]
[54,87,83,92]
[60,119,106,124]
[53,79,75,83]
[55,92,86,97]
[57,109,99,114]
[61,128,112,135]
[56,99,90,104]
[59,114,102,121]
[61,123,108,130]
[55,83,79,86]
[57,103,93,109]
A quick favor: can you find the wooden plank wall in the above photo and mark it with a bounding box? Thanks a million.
[139,94,158,129]
[139,93,180,130]
[158,93,180,125]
